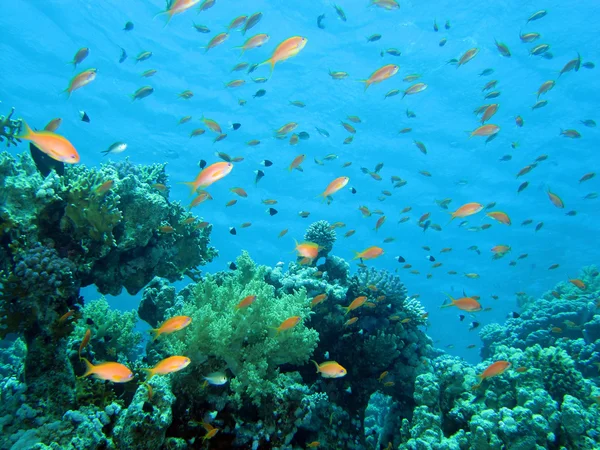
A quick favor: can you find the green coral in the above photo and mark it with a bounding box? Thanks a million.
[0,107,22,147]
[166,251,319,407]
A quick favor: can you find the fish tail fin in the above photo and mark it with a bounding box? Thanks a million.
[358,79,371,91]
[180,181,198,196]
[142,368,155,381]
[16,121,33,140]
[440,293,455,308]
[78,357,95,379]
[311,359,320,373]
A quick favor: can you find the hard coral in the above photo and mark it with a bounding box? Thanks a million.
[304,220,336,258]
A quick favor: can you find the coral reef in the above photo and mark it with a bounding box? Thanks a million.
[0,107,21,147]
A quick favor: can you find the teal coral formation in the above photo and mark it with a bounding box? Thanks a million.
[304,219,336,258]
[0,107,22,147]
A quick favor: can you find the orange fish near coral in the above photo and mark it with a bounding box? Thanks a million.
[342,296,367,314]
[236,295,257,310]
[441,293,482,312]
[360,64,399,91]
[319,176,349,199]
[472,360,511,389]
[143,356,191,380]
[259,36,308,76]
[64,68,97,98]
[353,246,384,260]
[274,316,301,334]
[79,358,134,383]
[449,203,483,221]
[294,241,320,261]
[569,279,586,290]
[150,316,192,340]
[79,328,91,359]
[17,122,80,164]
[311,360,347,378]
[181,162,233,195]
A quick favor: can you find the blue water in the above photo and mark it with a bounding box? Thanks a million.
[0,0,598,364]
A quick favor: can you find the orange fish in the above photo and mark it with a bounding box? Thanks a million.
[441,293,482,312]
[569,279,586,290]
[58,310,75,324]
[320,176,349,199]
[295,241,320,261]
[472,360,511,389]
[44,118,62,132]
[311,294,327,308]
[353,246,384,260]
[64,68,97,98]
[79,328,91,359]
[259,36,308,76]
[547,190,564,208]
[480,104,499,124]
[181,162,233,195]
[150,316,192,340]
[342,296,367,314]
[491,245,511,254]
[289,154,305,171]
[201,116,222,134]
[155,0,200,24]
[230,187,248,198]
[470,124,500,138]
[79,358,134,383]
[235,33,270,56]
[449,202,483,221]
[344,317,359,326]
[94,180,114,195]
[374,216,386,231]
[486,211,511,225]
[159,225,175,233]
[236,295,257,310]
[17,122,80,163]
[457,48,479,67]
[143,356,191,380]
[274,316,301,334]
[278,229,288,238]
[360,64,399,91]
[311,360,347,378]
[188,191,213,209]
[204,32,229,52]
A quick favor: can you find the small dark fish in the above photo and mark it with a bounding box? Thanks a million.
[406,109,416,118]
[479,68,494,76]
[247,63,259,74]
[374,162,384,173]
[507,311,520,319]
[261,160,273,167]
[422,220,431,232]
[317,14,326,29]
[242,12,263,35]
[426,255,435,262]
[433,20,438,32]
[267,207,278,216]
[123,21,134,31]
[445,20,450,29]
[86,318,94,325]
[582,62,595,69]
[469,321,480,331]
[199,159,207,169]
[298,131,310,140]
[229,227,237,235]
[30,143,64,177]
[517,181,529,193]
[439,38,447,47]
[367,34,382,42]
[229,261,237,270]
[396,256,406,263]
[231,123,241,130]
[458,314,465,322]
[541,52,553,60]
[119,47,127,63]
[535,222,544,231]
[192,23,211,33]
[581,120,596,128]
[527,10,547,23]
[499,155,512,161]
[253,89,266,98]
[254,169,265,184]
[350,187,357,194]
[334,4,346,22]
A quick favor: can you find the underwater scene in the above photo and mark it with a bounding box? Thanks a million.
[0,0,599,448]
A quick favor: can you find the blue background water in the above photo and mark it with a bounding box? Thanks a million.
[0,0,597,363]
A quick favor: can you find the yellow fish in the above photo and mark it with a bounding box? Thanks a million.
[259,36,308,76]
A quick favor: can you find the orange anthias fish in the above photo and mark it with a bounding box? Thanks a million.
[288,154,305,171]
[44,118,62,132]
[78,328,91,359]
[236,33,270,56]
[311,294,327,308]
[79,358,134,383]
[64,68,97,98]
[360,64,399,91]
[181,162,233,195]
[155,0,200,24]
[236,295,257,310]
[457,48,479,67]
[569,279,586,290]
[470,124,500,138]
[441,293,482,312]
[486,211,511,225]
[449,202,483,221]
[17,122,80,163]
[143,356,191,380]
[311,360,347,378]
[353,246,384,260]
[274,316,301,334]
[472,360,511,389]
[342,296,367,314]
[320,176,349,199]
[204,32,229,52]
[259,36,308,75]
[295,240,320,261]
[150,316,192,340]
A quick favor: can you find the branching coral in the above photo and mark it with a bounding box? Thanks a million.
[0,107,22,147]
